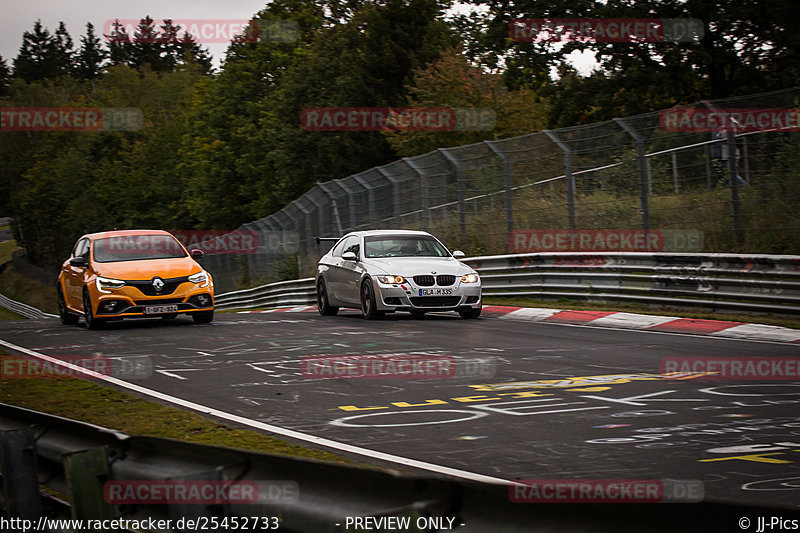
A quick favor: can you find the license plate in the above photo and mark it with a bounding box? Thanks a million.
[144,305,178,315]
[419,288,453,296]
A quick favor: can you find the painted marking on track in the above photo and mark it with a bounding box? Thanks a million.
[0,338,513,486]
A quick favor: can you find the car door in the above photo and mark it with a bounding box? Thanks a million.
[65,238,90,308]
[337,236,362,305]
[322,238,346,303]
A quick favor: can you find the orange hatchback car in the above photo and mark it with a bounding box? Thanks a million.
[57,230,214,329]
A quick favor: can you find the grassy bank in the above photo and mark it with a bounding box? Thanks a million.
[0,350,348,463]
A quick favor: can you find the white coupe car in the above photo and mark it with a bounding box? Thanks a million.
[316,230,482,319]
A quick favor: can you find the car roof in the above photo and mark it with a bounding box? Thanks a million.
[81,229,174,240]
[345,230,434,238]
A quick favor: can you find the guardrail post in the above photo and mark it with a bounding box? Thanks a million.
[613,118,650,230]
[543,130,576,229]
[439,148,467,237]
[485,140,514,252]
[703,100,743,245]
[403,158,430,231]
[726,128,743,245]
[0,428,43,520]
[63,447,116,521]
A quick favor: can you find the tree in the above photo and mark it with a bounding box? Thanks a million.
[13,20,74,82]
[0,55,10,97]
[175,0,328,229]
[75,22,106,79]
[460,0,800,125]
[382,45,547,156]
[106,19,132,67]
[264,0,455,205]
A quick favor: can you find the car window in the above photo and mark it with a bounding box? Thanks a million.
[341,236,360,257]
[330,237,348,257]
[92,234,188,263]
[364,235,449,258]
[73,238,89,259]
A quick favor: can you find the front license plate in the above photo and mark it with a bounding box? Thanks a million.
[419,288,453,296]
[144,305,179,315]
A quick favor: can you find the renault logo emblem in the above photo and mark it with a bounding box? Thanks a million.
[152,277,165,293]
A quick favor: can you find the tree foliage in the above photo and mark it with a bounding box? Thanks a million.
[2,0,799,266]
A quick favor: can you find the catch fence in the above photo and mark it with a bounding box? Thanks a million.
[199,87,800,293]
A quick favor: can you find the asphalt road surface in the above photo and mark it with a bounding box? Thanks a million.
[2,309,799,511]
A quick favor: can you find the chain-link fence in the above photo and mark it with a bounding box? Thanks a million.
[201,87,800,293]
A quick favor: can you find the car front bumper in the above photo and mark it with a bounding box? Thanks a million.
[91,282,214,318]
[372,279,481,313]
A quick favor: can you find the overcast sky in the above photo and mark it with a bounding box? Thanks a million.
[2,0,596,74]
[2,0,270,68]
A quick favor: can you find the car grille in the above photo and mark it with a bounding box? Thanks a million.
[413,275,435,286]
[436,275,456,286]
[125,276,190,296]
[410,296,461,307]
[412,275,455,286]
[134,298,185,306]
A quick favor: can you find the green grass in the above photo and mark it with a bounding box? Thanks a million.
[0,239,19,265]
[0,351,349,463]
[0,306,24,320]
[0,265,58,315]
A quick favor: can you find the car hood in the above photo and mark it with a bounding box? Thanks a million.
[363,257,472,276]
[93,256,202,281]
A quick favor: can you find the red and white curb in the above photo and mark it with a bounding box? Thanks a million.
[481,306,800,344]
[238,305,800,344]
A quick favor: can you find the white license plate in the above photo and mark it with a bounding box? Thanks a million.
[144,305,178,314]
[419,288,453,296]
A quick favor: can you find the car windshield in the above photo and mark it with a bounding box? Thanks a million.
[93,235,187,263]
[364,235,450,258]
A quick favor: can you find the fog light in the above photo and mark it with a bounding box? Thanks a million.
[191,294,212,307]
[98,300,125,314]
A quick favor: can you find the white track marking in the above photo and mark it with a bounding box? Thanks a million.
[0,338,513,486]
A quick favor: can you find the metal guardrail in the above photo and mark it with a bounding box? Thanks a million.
[215,278,316,310]
[0,403,791,532]
[0,292,57,320]
[466,252,800,315]
[214,252,800,315]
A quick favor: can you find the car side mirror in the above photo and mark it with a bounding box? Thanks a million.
[190,248,204,259]
[342,251,357,261]
[453,250,466,259]
[69,256,87,267]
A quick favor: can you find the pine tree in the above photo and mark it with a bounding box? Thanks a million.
[53,22,75,71]
[0,55,10,96]
[131,16,164,70]
[75,22,106,79]
[106,19,132,67]
[13,20,71,81]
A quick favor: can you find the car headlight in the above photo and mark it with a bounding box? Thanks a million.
[189,271,210,288]
[377,275,405,284]
[96,276,126,293]
[461,273,480,284]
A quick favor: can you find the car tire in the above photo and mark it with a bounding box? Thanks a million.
[459,307,482,319]
[360,279,384,320]
[192,310,214,324]
[317,279,339,316]
[83,288,105,330]
[57,285,78,325]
